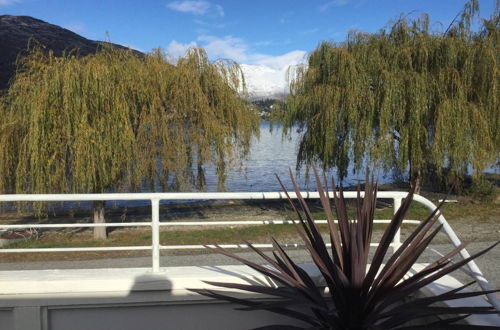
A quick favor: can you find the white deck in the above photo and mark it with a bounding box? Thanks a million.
[0,264,315,330]
[0,191,498,328]
[0,264,498,329]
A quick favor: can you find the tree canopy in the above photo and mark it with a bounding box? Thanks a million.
[282,0,499,188]
[0,46,259,237]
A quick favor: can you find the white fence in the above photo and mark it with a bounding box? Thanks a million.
[0,191,498,309]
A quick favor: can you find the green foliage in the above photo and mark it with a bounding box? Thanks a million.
[465,177,497,200]
[282,0,499,185]
[0,45,259,197]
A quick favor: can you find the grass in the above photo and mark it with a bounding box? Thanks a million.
[312,202,430,221]
[3,224,299,249]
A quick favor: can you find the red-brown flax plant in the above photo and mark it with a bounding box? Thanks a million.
[191,168,499,329]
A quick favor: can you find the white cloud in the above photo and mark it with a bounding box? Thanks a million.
[167,0,209,14]
[0,0,20,5]
[197,35,248,61]
[166,40,198,60]
[166,0,224,17]
[318,0,350,12]
[167,35,306,70]
[252,50,307,71]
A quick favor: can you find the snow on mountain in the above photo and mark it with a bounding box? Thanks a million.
[240,64,288,100]
[240,50,307,100]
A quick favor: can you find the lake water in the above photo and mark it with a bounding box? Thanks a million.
[201,121,396,192]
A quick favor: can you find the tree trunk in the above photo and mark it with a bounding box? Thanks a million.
[410,169,422,195]
[93,201,107,240]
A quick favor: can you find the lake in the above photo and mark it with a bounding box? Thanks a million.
[201,121,396,192]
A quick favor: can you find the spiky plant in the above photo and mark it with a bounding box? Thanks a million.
[192,169,499,329]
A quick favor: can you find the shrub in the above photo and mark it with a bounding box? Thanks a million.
[192,169,499,329]
[465,178,497,201]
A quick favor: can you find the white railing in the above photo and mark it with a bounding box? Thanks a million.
[0,191,498,309]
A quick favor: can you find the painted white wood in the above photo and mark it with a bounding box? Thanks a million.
[0,265,319,297]
[0,190,409,202]
[151,199,160,272]
[393,197,402,252]
[410,264,500,326]
[0,265,317,330]
[0,265,497,329]
[0,219,422,229]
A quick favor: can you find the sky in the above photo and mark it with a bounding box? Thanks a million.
[1,0,497,96]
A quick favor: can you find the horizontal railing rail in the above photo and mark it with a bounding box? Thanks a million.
[0,191,498,309]
[0,219,423,229]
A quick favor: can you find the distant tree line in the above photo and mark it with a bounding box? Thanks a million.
[252,98,282,120]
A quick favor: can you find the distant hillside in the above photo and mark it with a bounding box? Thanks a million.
[0,15,139,90]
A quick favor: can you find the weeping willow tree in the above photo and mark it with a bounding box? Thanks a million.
[283,0,499,191]
[0,46,259,239]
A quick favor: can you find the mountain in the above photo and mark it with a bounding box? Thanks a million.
[0,15,137,90]
[0,15,291,99]
[240,64,288,100]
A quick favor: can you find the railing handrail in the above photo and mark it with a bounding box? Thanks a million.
[0,191,498,310]
[0,191,409,201]
[0,219,424,229]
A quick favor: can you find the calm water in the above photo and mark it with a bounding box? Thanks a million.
[201,121,395,192]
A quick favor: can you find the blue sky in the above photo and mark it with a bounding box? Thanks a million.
[1,0,496,89]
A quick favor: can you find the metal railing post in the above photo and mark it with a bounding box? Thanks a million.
[393,198,402,252]
[151,199,160,273]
